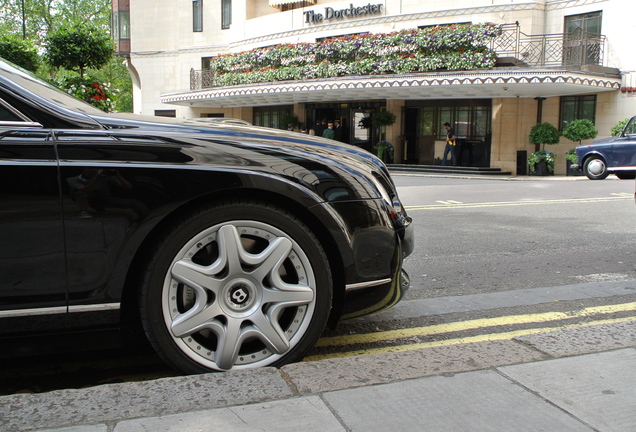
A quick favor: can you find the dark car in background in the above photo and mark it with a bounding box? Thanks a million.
[576,115,636,180]
[0,59,413,373]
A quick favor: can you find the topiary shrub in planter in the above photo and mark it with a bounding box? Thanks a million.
[565,148,582,176]
[562,119,598,146]
[372,110,397,161]
[528,122,560,175]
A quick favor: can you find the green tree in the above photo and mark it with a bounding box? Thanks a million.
[0,0,111,45]
[528,122,560,150]
[561,119,598,145]
[0,35,39,71]
[45,23,114,77]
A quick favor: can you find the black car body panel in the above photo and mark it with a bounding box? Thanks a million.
[0,58,413,362]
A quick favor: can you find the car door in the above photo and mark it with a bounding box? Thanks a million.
[0,101,67,334]
[610,119,636,169]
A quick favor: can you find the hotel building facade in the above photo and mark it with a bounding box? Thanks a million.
[112,0,635,174]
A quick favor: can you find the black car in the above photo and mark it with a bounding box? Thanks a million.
[0,59,413,373]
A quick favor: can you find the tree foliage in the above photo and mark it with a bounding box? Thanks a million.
[0,0,111,46]
[611,118,630,137]
[528,122,560,150]
[45,23,114,77]
[0,35,39,71]
[372,110,397,127]
[561,119,598,145]
[0,0,131,112]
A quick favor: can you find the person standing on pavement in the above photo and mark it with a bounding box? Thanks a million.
[322,122,336,139]
[442,122,457,166]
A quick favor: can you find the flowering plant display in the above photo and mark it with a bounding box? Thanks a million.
[528,150,555,174]
[565,148,578,164]
[374,140,394,163]
[51,75,116,112]
[211,23,501,86]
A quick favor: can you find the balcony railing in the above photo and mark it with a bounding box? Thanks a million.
[490,22,613,68]
[190,22,616,91]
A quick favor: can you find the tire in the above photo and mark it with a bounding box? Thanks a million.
[583,156,609,180]
[139,199,332,373]
[615,171,636,180]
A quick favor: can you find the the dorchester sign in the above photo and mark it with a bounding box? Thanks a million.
[304,3,383,24]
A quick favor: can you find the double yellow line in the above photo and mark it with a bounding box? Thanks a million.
[305,302,636,361]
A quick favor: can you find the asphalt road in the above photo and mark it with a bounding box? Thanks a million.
[395,175,636,299]
[1,174,635,395]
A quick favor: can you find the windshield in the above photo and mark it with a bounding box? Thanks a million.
[0,59,106,116]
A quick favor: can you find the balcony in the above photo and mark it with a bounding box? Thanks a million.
[491,22,618,72]
[190,22,618,91]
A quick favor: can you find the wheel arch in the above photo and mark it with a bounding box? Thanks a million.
[119,186,348,336]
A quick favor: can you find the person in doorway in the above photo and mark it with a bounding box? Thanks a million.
[333,119,342,141]
[315,118,328,137]
[322,122,335,139]
[442,122,457,166]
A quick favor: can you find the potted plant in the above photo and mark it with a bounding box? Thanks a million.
[371,110,397,162]
[371,109,397,141]
[562,119,598,146]
[528,122,560,175]
[565,148,582,176]
[528,150,555,175]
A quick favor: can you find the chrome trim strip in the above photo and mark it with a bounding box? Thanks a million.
[345,278,392,291]
[69,303,121,314]
[0,303,120,318]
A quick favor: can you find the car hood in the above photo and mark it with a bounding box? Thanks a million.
[581,136,616,147]
[91,112,390,180]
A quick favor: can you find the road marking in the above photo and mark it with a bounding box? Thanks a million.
[436,200,463,205]
[305,316,636,361]
[405,196,632,211]
[316,302,636,347]
[306,302,636,361]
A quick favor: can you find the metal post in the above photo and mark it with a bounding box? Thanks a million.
[21,0,26,39]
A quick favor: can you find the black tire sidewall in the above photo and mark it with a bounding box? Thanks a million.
[140,200,332,373]
[584,157,609,180]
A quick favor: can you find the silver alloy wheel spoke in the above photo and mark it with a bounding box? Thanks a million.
[165,221,317,370]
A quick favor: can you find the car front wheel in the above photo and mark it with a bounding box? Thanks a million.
[583,156,609,180]
[140,200,332,373]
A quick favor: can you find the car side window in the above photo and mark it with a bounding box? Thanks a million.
[0,102,23,122]
[0,96,41,128]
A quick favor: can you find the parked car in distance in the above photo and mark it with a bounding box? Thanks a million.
[0,59,414,373]
[575,115,636,180]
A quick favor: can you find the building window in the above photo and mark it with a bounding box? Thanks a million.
[222,0,231,29]
[111,0,130,56]
[564,11,602,65]
[155,110,176,117]
[405,100,491,141]
[273,1,316,12]
[559,95,596,130]
[254,106,293,129]
[193,0,203,32]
